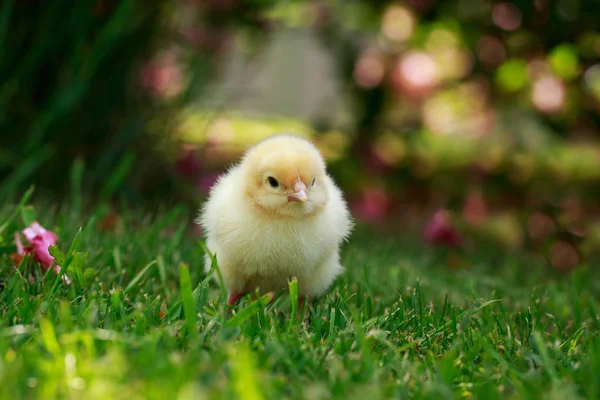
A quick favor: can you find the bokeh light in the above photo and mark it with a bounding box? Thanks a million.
[477,36,507,69]
[432,47,473,81]
[531,75,566,114]
[548,44,580,81]
[354,51,386,89]
[492,3,523,32]
[426,28,459,51]
[496,58,528,92]
[206,118,235,145]
[549,241,579,271]
[422,82,493,137]
[381,5,416,42]
[527,59,553,80]
[315,131,350,161]
[527,212,557,242]
[372,132,406,166]
[462,191,487,225]
[393,51,439,97]
[139,49,186,100]
[584,64,600,101]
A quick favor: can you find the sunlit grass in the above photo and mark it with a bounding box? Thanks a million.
[0,192,599,399]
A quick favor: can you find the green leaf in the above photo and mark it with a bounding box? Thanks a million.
[49,246,66,267]
[67,252,88,285]
[66,227,83,258]
[83,268,96,282]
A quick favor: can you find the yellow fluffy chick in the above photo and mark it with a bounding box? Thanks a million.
[198,134,353,310]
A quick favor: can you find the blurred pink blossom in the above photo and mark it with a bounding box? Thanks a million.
[140,50,185,100]
[352,187,389,221]
[462,192,487,225]
[197,173,221,194]
[424,210,463,247]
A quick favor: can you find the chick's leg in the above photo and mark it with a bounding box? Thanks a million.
[220,262,247,308]
[227,292,244,306]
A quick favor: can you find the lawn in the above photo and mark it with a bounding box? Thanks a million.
[0,192,599,400]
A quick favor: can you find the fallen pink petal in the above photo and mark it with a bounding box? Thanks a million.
[20,222,60,273]
[23,221,58,244]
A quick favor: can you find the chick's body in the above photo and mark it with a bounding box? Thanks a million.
[199,135,352,301]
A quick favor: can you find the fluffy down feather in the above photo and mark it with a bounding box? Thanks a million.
[198,134,352,300]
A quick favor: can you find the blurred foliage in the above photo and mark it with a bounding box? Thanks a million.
[0,0,166,199]
[4,0,600,268]
[171,0,600,269]
[0,0,276,202]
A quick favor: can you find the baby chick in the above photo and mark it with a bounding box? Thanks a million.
[199,134,352,312]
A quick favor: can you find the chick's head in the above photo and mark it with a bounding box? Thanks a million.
[242,135,329,217]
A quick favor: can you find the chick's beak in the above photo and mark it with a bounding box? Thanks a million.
[288,181,308,203]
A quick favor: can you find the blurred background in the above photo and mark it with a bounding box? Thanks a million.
[3,0,600,271]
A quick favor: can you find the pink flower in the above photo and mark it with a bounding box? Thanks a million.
[424,210,463,248]
[14,222,70,285]
[21,222,58,272]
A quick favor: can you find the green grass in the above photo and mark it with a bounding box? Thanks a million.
[0,194,599,400]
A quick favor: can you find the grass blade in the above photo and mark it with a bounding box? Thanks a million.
[0,186,34,235]
[179,263,198,340]
[228,341,265,400]
[124,260,157,294]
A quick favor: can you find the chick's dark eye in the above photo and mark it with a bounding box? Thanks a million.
[311,178,316,186]
[267,177,279,188]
